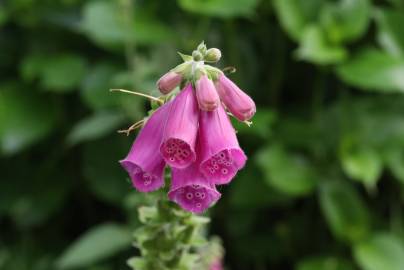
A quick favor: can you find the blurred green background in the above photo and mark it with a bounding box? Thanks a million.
[1,0,404,269]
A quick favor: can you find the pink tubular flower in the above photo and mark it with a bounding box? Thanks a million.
[168,161,221,213]
[199,103,247,185]
[120,102,171,192]
[196,74,219,111]
[160,84,199,168]
[209,259,224,270]
[157,71,182,95]
[215,74,256,121]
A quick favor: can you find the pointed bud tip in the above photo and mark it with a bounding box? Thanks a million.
[192,50,203,61]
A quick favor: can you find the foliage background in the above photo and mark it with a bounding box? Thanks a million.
[1,0,404,269]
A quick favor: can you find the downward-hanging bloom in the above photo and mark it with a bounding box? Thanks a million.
[215,74,256,121]
[120,101,171,192]
[160,84,199,168]
[119,42,255,214]
[196,74,220,111]
[168,160,221,214]
[157,71,182,95]
[199,103,247,185]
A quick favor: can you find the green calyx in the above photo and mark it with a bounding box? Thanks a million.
[173,41,223,83]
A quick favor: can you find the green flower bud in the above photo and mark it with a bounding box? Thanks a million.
[204,48,221,63]
[197,42,207,55]
[192,50,203,61]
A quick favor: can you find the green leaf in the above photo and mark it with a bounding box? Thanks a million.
[354,232,404,270]
[375,8,404,57]
[40,54,87,92]
[295,25,347,65]
[336,48,404,92]
[256,144,318,196]
[296,256,355,270]
[177,52,193,62]
[0,86,57,155]
[56,223,132,269]
[384,147,404,184]
[272,0,323,41]
[319,180,370,243]
[81,1,171,48]
[340,139,383,189]
[320,0,370,44]
[80,62,121,109]
[127,257,147,270]
[178,0,259,18]
[66,111,125,146]
[20,53,87,92]
[387,0,404,8]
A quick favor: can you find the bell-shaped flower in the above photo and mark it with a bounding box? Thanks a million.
[160,84,199,168]
[215,74,256,121]
[120,102,171,192]
[157,71,182,95]
[168,160,221,214]
[195,74,219,111]
[199,103,247,185]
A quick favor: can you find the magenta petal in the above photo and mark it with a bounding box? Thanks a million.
[160,84,199,168]
[120,102,171,192]
[215,74,256,121]
[196,74,219,111]
[199,103,247,185]
[168,161,221,214]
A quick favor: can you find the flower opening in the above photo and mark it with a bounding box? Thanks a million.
[168,161,221,213]
[199,103,247,185]
[160,84,199,168]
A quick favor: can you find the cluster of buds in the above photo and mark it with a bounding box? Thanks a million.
[120,42,256,213]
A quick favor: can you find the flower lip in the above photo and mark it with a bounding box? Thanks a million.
[120,161,163,192]
[168,157,221,214]
[161,138,195,169]
[200,148,246,185]
[160,84,198,169]
[120,101,172,192]
[168,183,220,214]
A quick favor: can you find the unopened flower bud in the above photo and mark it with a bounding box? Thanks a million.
[196,75,220,111]
[215,74,256,121]
[197,42,207,55]
[157,71,182,95]
[205,48,221,62]
[192,50,203,61]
